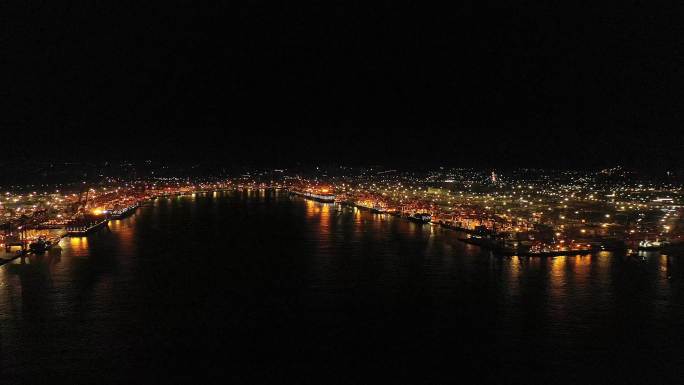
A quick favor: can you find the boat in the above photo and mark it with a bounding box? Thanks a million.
[459,235,498,248]
[356,202,386,213]
[290,190,336,203]
[407,213,431,224]
[65,218,109,236]
[459,234,596,257]
[109,204,139,219]
[638,239,670,251]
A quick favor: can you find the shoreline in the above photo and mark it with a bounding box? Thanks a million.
[293,194,638,258]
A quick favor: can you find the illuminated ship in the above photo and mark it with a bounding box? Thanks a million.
[65,216,109,236]
[356,201,386,213]
[638,239,670,251]
[459,234,595,256]
[290,190,336,203]
[109,204,139,219]
[407,213,431,223]
[458,235,500,250]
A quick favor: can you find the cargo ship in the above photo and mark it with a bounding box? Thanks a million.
[435,221,491,236]
[65,218,109,236]
[356,202,386,213]
[289,190,336,203]
[108,204,139,219]
[406,213,432,224]
[638,239,671,251]
[459,224,599,257]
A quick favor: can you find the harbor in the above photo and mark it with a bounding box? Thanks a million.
[288,187,647,258]
[2,178,684,385]
[0,182,239,251]
[2,169,683,262]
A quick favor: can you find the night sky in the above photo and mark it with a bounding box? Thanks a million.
[5,2,684,169]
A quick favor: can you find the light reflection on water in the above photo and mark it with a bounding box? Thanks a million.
[1,190,684,383]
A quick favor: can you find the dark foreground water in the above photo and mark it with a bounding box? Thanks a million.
[2,190,684,384]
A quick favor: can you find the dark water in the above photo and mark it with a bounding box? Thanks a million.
[2,190,684,384]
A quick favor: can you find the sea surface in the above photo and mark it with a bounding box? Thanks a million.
[2,190,684,384]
